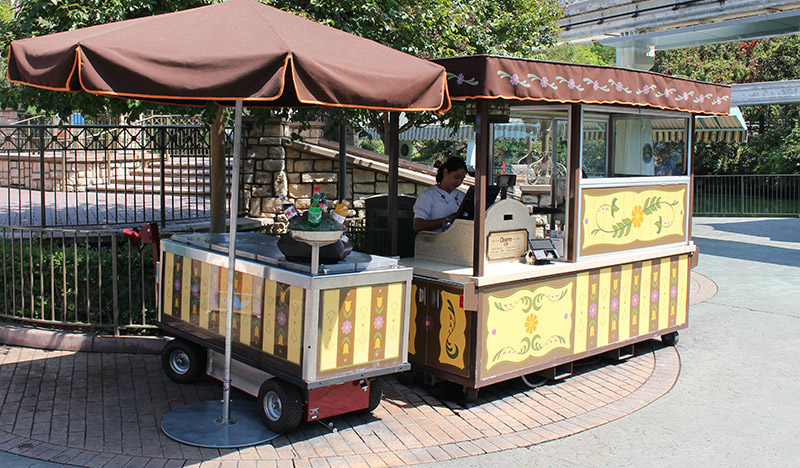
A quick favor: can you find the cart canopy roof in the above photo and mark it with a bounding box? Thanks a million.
[434,55,730,116]
[7,0,450,112]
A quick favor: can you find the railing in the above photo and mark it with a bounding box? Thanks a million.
[694,174,800,216]
[0,124,232,228]
[0,225,158,334]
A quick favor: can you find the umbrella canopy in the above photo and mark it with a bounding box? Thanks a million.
[7,0,450,112]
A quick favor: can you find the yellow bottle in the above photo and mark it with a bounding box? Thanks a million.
[331,200,350,225]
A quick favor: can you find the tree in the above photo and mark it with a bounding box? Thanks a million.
[654,37,800,174]
[271,0,564,149]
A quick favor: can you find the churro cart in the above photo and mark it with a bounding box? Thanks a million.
[157,232,412,432]
[400,55,732,398]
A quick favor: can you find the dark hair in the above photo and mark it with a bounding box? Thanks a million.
[436,157,467,183]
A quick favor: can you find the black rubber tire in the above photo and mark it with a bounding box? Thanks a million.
[358,378,384,414]
[160,339,206,384]
[257,379,304,433]
[661,331,680,347]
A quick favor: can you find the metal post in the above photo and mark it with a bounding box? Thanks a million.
[219,100,244,426]
[740,175,745,216]
[39,127,46,227]
[388,112,400,256]
[159,127,167,229]
[338,125,347,200]
[112,235,119,336]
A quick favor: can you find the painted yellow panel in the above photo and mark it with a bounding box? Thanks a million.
[638,262,651,337]
[287,285,304,365]
[409,284,418,355]
[261,278,275,354]
[181,256,192,322]
[581,185,687,255]
[618,264,633,341]
[319,289,340,371]
[485,283,574,370]
[385,282,404,360]
[658,259,671,331]
[162,252,174,319]
[574,273,589,354]
[353,286,372,365]
[597,268,611,348]
[677,256,689,325]
[199,262,210,329]
[438,290,466,370]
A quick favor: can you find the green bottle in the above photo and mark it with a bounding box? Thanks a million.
[308,188,322,225]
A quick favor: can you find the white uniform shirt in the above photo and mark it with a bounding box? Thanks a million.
[413,185,465,232]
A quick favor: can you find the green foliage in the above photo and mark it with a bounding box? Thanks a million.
[654,36,800,174]
[0,234,158,332]
[536,42,616,66]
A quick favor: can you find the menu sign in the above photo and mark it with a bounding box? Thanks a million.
[487,230,528,260]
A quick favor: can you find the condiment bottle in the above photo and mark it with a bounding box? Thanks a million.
[331,200,350,225]
[308,188,323,225]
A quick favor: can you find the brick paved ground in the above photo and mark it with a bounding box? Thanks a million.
[0,341,679,468]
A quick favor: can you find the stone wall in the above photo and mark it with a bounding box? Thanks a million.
[241,120,437,229]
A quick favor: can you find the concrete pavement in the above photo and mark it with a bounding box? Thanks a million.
[1,217,797,467]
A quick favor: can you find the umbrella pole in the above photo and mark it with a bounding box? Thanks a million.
[220,100,244,425]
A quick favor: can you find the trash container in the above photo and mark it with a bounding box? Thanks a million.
[364,194,416,258]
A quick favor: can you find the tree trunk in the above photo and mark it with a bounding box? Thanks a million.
[209,106,226,233]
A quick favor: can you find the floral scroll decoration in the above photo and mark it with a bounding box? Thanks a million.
[489,286,570,363]
[488,69,729,108]
[447,72,478,86]
[591,196,679,238]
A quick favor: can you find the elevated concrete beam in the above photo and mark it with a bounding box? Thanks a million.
[731,80,800,105]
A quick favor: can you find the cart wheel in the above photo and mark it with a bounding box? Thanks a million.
[358,378,384,414]
[160,339,206,384]
[257,379,303,433]
[661,331,679,347]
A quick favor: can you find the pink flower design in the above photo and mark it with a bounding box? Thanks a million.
[641,86,651,94]
[567,78,576,89]
[651,290,659,303]
[456,73,465,85]
[664,88,673,97]
[698,94,705,102]
[682,91,690,101]
[632,294,640,307]
[423,315,433,331]
[540,76,549,88]
[592,80,600,90]
[713,97,722,105]
[615,81,624,91]
[278,311,287,326]
[589,303,598,318]
[510,74,520,86]
[341,320,352,334]
[373,316,384,330]
[670,285,678,298]
[611,298,619,312]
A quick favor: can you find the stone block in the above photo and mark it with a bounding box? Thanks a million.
[261,159,285,171]
[375,182,388,193]
[259,137,283,146]
[314,160,333,171]
[250,146,269,160]
[353,183,375,194]
[289,184,312,198]
[352,169,375,183]
[249,198,262,217]
[377,173,387,181]
[252,185,272,197]
[301,172,337,183]
[287,173,300,183]
[294,160,314,172]
[399,182,417,195]
[261,197,283,213]
[274,172,288,197]
[268,146,285,159]
[254,172,273,185]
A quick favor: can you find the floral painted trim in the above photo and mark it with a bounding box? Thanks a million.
[447,69,731,109]
[591,196,678,238]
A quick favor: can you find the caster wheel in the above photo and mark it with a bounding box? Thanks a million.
[461,386,479,402]
[258,379,303,433]
[358,378,384,414]
[661,331,679,347]
[160,339,206,384]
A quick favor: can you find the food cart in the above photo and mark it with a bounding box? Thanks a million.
[400,55,732,398]
[157,232,412,432]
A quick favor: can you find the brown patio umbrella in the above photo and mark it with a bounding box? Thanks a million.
[7,0,450,112]
[7,0,450,447]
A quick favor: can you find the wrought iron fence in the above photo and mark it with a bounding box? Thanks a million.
[0,124,231,228]
[694,174,800,216]
[0,225,158,334]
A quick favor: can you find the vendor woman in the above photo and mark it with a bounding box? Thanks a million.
[413,157,468,233]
